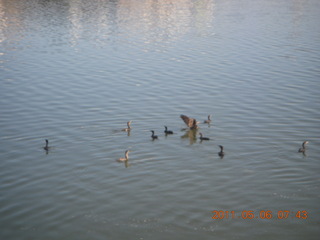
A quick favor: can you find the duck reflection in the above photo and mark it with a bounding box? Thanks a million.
[117,159,131,168]
[123,160,131,168]
[180,129,197,144]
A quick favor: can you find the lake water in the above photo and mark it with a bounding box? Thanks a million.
[0,0,320,239]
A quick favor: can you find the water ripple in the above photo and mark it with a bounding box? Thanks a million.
[1,0,320,239]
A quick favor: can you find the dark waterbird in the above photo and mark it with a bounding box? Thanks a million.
[150,130,158,140]
[199,132,210,141]
[218,145,225,158]
[298,141,308,153]
[164,126,173,135]
[43,139,49,151]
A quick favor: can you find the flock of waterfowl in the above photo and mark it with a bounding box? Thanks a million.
[43,114,309,162]
[113,114,224,163]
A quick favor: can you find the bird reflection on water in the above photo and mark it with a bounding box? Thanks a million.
[180,129,198,145]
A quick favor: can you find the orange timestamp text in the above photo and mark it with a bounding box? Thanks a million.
[211,210,308,220]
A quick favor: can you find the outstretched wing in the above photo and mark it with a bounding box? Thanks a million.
[180,115,197,129]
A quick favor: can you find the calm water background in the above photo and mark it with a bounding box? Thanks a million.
[1,0,320,239]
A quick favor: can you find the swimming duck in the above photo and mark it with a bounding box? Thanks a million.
[218,145,225,157]
[117,150,130,162]
[204,115,212,124]
[180,114,198,130]
[43,139,49,151]
[150,130,158,140]
[199,133,210,141]
[298,141,308,153]
[164,126,173,135]
[122,121,132,132]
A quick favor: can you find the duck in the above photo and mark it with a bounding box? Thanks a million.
[43,139,49,151]
[122,121,132,132]
[218,145,225,157]
[117,150,130,162]
[164,126,173,135]
[298,141,308,153]
[199,133,210,141]
[204,115,212,124]
[180,114,198,130]
[150,130,158,140]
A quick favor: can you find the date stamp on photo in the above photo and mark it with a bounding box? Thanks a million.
[211,210,308,220]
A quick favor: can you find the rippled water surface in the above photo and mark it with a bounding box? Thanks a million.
[1,0,320,239]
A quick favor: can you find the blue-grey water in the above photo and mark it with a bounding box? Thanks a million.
[1,0,320,239]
